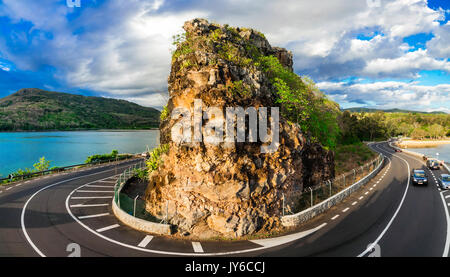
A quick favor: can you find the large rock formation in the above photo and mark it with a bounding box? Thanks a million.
[145,19,334,238]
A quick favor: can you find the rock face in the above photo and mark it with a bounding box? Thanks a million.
[145,18,334,238]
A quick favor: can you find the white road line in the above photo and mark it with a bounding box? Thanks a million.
[358,145,409,257]
[76,190,114,193]
[6,187,11,191]
[96,224,120,233]
[359,196,364,200]
[369,188,373,191]
[352,201,357,206]
[70,204,109,208]
[342,207,350,212]
[71,196,113,199]
[192,242,204,253]
[365,192,369,195]
[331,215,340,220]
[78,213,110,219]
[85,185,114,188]
[138,235,154,248]
[97,180,117,183]
[446,195,450,199]
[21,163,138,257]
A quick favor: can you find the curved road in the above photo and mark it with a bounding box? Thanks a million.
[0,142,449,257]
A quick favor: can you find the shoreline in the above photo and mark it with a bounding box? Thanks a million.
[0,128,159,133]
[396,139,450,149]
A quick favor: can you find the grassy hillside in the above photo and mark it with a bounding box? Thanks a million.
[0,88,160,131]
[343,107,447,114]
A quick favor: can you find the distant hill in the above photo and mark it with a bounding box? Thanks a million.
[343,107,447,114]
[0,88,160,131]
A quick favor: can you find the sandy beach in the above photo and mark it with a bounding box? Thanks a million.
[396,139,450,148]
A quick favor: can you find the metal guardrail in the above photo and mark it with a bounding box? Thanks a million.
[114,160,146,216]
[284,154,383,215]
[0,154,137,183]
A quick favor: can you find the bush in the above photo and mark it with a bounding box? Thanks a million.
[146,144,170,172]
[85,150,119,164]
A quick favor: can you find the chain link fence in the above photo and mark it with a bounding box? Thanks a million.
[114,161,160,223]
[287,154,383,214]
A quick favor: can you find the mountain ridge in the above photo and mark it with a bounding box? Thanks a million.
[343,107,447,114]
[0,88,160,131]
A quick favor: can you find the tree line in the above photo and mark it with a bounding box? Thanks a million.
[338,111,450,144]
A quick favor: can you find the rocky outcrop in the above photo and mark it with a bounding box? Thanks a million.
[145,18,334,238]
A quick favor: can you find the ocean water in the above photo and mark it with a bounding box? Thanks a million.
[409,144,450,164]
[0,130,159,177]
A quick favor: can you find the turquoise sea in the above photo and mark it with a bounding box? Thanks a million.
[0,130,159,177]
[409,144,450,164]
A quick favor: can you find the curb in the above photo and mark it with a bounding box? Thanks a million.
[281,154,385,227]
[112,197,172,236]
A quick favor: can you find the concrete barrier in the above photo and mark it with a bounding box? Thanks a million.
[112,198,172,236]
[281,154,385,227]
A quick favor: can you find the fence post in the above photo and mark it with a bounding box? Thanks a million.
[329,180,332,197]
[310,187,313,207]
[134,195,139,217]
[343,174,346,187]
[282,193,285,216]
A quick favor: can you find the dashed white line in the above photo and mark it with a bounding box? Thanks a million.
[138,235,154,248]
[70,204,109,208]
[78,213,110,219]
[71,196,113,199]
[85,185,114,188]
[192,242,204,253]
[359,196,364,200]
[445,195,450,199]
[365,192,369,195]
[331,215,340,220]
[5,187,11,191]
[369,188,373,191]
[352,201,357,206]
[342,207,350,212]
[76,190,114,193]
[96,224,120,233]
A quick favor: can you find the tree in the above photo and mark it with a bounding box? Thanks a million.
[410,128,428,140]
[33,156,51,172]
[428,124,445,139]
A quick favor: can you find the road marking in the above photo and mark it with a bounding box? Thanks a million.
[96,224,120,233]
[85,185,114,188]
[76,190,114,193]
[446,195,450,199]
[352,201,357,206]
[78,213,110,219]
[192,242,204,253]
[365,192,369,195]
[342,207,350,212]
[331,215,340,220]
[250,223,327,248]
[71,196,113,199]
[21,162,140,257]
[70,204,109,208]
[98,180,117,183]
[359,196,364,200]
[369,188,373,191]
[138,235,154,248]
[358,144,416,257]
[6,187,11,191]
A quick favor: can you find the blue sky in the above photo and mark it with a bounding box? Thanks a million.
[0,0,449,112]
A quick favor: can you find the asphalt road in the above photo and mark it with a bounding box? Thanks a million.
[0,142,449,257]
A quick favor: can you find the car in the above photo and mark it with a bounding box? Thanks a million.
[426,159,440,170]
[411,169,428,186]
[438,174,450,190]
[395,148,402,152]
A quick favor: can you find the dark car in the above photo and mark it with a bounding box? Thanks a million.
[411,169,428,186]
[426,159,440,170]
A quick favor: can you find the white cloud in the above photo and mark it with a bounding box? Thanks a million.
[0,0,448,110]
[318,81,450,112]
